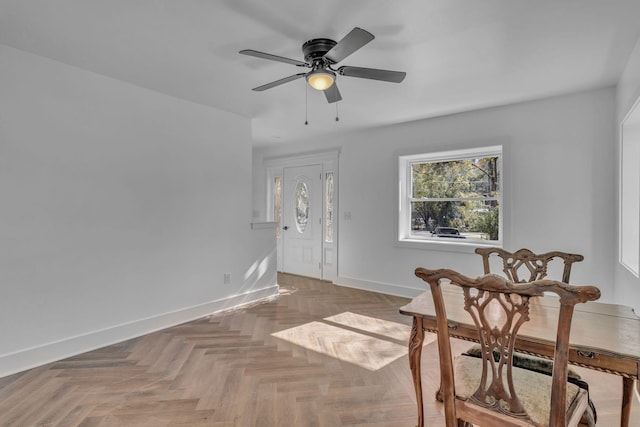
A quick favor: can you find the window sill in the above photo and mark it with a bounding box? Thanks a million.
[395,238,501,253]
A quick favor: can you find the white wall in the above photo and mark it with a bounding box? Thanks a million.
[254,88,616,300]
[0,45,277,377]
[615,37,640,310]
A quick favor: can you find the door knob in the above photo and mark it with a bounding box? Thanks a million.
[283,226,289,230]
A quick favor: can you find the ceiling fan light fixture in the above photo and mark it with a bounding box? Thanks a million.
[306,68,335,91]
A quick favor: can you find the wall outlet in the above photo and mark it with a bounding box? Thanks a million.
[223,273,231,284]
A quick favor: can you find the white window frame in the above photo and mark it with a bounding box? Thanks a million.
[398,145,503,250]
[619,94,640,278]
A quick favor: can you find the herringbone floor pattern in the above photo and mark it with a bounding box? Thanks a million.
[0,273,636,426]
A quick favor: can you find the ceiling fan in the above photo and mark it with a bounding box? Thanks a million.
[239,27,406,103]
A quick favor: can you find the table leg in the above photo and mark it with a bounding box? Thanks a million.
[621,376,634,427]
[409,317,425,427]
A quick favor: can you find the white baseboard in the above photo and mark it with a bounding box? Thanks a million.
[0,285,279,379]
[336,275,423,298]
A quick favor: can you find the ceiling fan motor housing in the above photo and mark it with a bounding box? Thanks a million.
[302,38,337,65]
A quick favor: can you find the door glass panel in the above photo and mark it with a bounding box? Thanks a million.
[274,176,282,238]
[295,180,309,233]
[325,172,334,242]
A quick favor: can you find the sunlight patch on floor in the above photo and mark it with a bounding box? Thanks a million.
[324,312,411,341]
[272,312,435,371]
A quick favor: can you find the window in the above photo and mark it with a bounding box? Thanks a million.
[325,172,334,243]
[294,180,310,233]
[273,176,282,237]
[620,96,640,277]
[399,146,502,246]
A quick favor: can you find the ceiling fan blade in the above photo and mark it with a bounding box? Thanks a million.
[239,49,308,67]
[323,27,374,64]
[338,66,406,83]
[324,83,342,103]
[252,73,307,91]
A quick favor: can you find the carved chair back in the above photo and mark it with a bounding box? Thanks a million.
[475,247,584,283]
[414,267,600,426]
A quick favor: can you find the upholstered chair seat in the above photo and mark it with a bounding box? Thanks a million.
[454,355,588,426]
[463,346,596,426]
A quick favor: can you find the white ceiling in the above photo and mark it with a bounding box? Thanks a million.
[2,0,640,146]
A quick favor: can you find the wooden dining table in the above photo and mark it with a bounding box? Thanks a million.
[400,284,640,427]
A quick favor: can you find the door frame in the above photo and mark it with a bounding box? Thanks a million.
[264,150,339,282]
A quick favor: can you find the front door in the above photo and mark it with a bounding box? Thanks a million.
[282,165,323,279]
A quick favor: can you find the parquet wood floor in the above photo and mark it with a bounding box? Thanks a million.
[0,273,637,426]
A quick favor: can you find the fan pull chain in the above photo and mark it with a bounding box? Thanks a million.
[335,102,339,122]
[305,84,309,125]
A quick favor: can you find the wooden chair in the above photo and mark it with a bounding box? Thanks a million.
[471,248,596,425]
[474,247,584,284]
[415,267,601,426]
